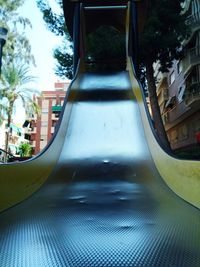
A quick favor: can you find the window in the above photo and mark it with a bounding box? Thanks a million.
[171,130,178,144]
[41,121,48,127]
[163,89,169,100]
[165,96,176,109]
[52,99,56,106]
[169,71,175,85]
[52,121,57,127]
[194,120,200,133]
[179,125,188,141]
[42,100,49,108]
[177,61,183,74]
[42,108,48,114]
[177,86,185,103]
[162,113,169,125]
[40,134,47,141]
[23,120,30,127]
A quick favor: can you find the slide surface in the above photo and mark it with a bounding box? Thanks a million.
[0,69,200,267]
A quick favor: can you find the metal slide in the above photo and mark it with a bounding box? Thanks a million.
[0,67,200,266]
[1,2,200,266]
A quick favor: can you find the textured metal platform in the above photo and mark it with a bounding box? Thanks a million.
[0,72,200,267]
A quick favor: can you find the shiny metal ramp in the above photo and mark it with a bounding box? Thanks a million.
[0,72,200,267]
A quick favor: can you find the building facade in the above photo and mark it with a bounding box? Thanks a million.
[155,0,200,151]
[25,81,69,155]
[0,121,24,162]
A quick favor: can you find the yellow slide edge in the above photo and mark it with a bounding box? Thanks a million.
[0,100,73,213]
[128,58,200,209]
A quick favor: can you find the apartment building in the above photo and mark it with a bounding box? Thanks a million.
[24,81,69,155]
[155,0,200,151]
[0,121,24,161]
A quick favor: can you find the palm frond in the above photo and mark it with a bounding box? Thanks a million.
[0,62,40,122]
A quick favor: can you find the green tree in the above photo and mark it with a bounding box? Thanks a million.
[0,62,40,156]
[54,43,73,79]
[86,25,126,71]
[37,0,73,79]
[18,142,32,157]
[37,0,127,76]
[138,0,189,150]
[37,1,188,149]
[0,0,34,65]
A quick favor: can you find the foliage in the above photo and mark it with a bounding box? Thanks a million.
[54,43,73,79]
[86,26,125,60]
[0,62,40,152]
[86,26,125,59]
[37,0,73,79]
[36,0,67,36]
[0,0,35,65]
[138,0,189,149]
[0,102,5,125]
[85,25,126,71]
[18,142,32,157]
[139,0,188,71]
[0,62,40,118]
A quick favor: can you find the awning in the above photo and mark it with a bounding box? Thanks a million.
[52,105,62,112]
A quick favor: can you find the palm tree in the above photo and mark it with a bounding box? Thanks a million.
[18,142,33,157]
[0,63,40,159]
[0,0,34,65]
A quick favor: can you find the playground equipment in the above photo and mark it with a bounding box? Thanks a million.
[0,1,199,266]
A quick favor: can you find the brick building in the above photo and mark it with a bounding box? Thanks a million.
[25,81,70,155]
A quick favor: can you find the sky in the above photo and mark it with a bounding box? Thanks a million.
[13,0,70,124]
[18,0,67,91]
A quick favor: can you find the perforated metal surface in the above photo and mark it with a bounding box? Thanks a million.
[0,72,200,267]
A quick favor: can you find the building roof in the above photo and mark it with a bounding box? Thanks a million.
[54,81,70,91]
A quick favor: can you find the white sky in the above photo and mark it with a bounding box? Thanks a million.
[18,0,67,91]
[13,0,70,124]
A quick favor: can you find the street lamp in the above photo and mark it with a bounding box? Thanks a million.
[0,27,8,75]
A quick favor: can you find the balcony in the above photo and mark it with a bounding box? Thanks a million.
[182,47,200,73]
[185,12,200,31]
[52,113,59,120]
[185,83,200,106]
[24,127,32,134]
[28,127,37,134]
